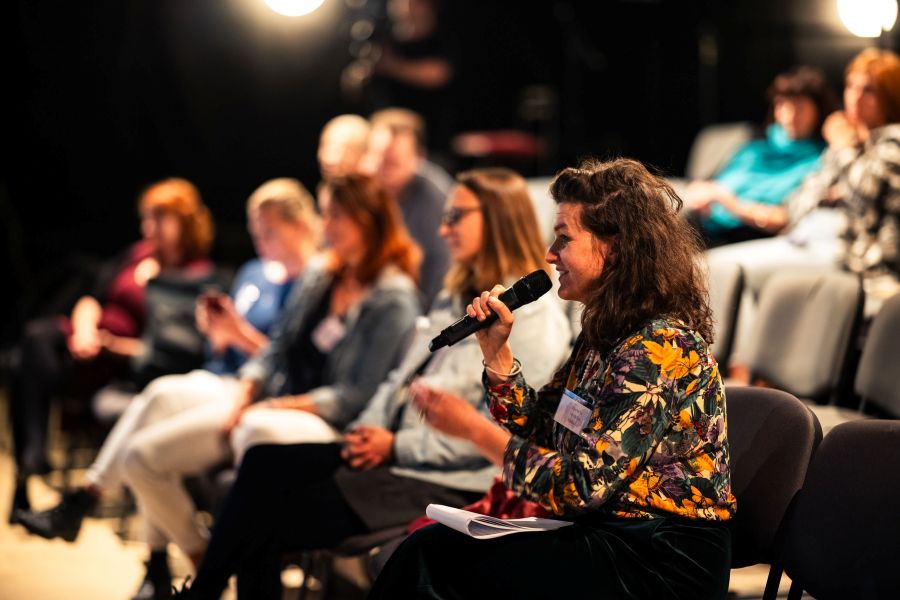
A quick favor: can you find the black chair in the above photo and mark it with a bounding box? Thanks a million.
[131,273,221,388]
[293,526,409,600]
[724,386,822,596]
[778,420,900,599]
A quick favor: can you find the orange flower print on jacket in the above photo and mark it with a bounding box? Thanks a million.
[486,319,737,521]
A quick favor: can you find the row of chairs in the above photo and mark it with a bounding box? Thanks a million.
[709,264,900,596]
[708,263,900,430]
[293,386,900,599]
[728,386,900,599]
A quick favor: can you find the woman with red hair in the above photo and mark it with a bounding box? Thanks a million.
[7,177,213,522]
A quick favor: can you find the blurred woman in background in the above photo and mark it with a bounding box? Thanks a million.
[7,178,213,522]
[683,66,837,247]
[13,179,319,561]
[109,174,420,599]
[708,48,900,378]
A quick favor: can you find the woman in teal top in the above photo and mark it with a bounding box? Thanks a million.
[685,66,837,247]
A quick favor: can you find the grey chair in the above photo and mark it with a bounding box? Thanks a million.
[811,291,900,432]
[851,291,900,416]
[725,386,822,595]
[747,270,863,405]
[684,121,755,181]
[707,261,744,366]
[778,420,900,599]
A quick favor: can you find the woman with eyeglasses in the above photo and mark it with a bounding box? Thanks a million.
[170,167,571,599]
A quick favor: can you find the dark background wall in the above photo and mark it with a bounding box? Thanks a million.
[2,0,896,344]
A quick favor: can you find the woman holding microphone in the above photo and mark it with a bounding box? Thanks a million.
[370,158,738,599]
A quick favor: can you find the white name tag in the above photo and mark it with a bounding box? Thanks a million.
[553,388,593,434]
[311,315,347,353]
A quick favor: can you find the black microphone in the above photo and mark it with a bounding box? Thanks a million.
[428,270,553,352]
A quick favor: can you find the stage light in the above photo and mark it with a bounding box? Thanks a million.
[264,0,325,17]
[837,0,897,37]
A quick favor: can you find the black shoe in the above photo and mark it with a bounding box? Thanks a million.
[8,479,31,525]
[132,551,173,600]
[168,576,194,599]
[14,488,96,542]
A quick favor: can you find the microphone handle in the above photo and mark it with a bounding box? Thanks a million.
[428,286,522,351]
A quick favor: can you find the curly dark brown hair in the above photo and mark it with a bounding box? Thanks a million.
[550,158,714,354]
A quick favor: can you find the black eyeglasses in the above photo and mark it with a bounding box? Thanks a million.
[441,206,481,227]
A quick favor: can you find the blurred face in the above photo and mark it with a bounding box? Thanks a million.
[388,0,436,34]
[438,185,483,266]
[318,125,366,179]
[844,70,887,131]
[773,95,819,140]
[318,188,367,266]
[248,204,304,263]
[366,126,419,193]
[545,203,609,303]
[140,205,183,261]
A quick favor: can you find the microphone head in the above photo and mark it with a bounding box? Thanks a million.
[514,270,553,303]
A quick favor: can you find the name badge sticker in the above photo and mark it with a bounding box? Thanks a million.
[311,315,347,353]
[553,388,593,434]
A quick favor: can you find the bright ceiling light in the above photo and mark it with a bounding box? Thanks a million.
[838,0,898,38]
[264,0,326,17]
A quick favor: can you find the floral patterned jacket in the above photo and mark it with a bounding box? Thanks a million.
[486,318,737,521]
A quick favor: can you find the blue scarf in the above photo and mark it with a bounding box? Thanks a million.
[704,124,826,233]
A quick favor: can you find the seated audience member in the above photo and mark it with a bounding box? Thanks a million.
[362,107,453,307]
[408,383,547,517]
[107,175,419,599]
[170,167,571,599]
[683,66,836,247]
[707,48,900,376]
[317,114,371,180]
[7,178,213,522]
[367,158,736,600]
[362,381,553,577]
[13,178,319,550]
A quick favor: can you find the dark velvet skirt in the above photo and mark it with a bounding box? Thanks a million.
[368,515,732,600]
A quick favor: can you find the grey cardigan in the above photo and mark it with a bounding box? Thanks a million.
[351,285,572,492]
[240,256,422,429]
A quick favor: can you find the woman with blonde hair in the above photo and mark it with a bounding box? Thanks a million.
[7,177,213,524]
[171,167,571,599]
